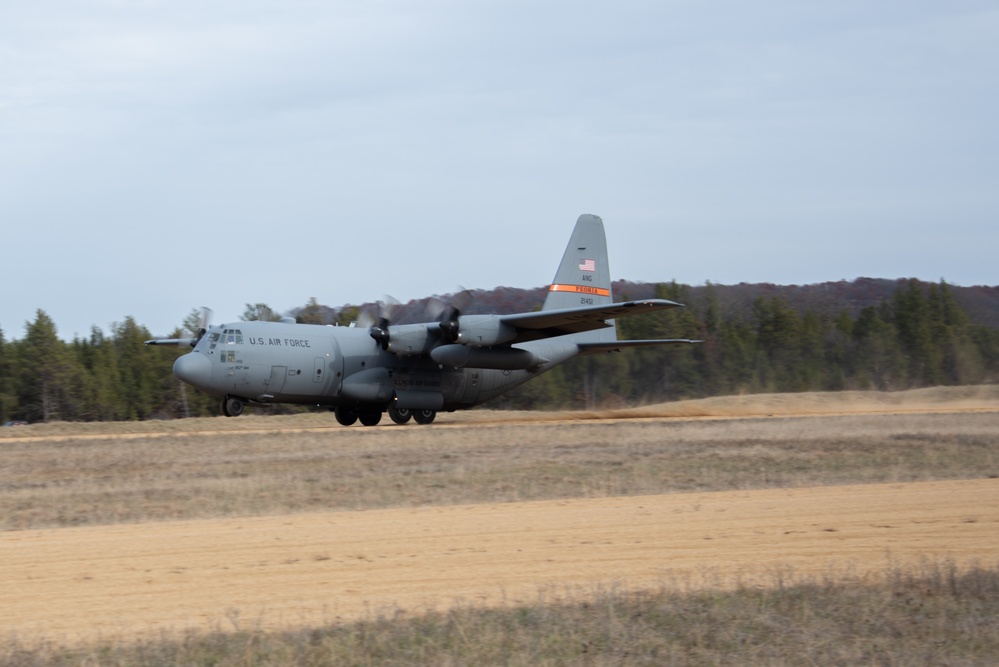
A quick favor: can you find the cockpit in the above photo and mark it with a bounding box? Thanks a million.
[203,328,243,364]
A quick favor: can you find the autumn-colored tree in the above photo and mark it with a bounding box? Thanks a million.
[242,303,281,322]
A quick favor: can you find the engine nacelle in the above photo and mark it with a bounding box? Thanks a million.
[385,324,438,356]
[454,315,517,347]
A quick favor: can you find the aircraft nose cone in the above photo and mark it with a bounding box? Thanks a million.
[173,352,212,388]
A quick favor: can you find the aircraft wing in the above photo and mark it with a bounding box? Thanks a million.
[499,298,683,342]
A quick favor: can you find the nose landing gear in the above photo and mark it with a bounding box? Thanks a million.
[221,396,245,417]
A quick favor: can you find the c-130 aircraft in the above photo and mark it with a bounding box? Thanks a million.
[147,214,698,425]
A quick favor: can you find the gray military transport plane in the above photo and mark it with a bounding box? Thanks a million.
[146,214,699,425]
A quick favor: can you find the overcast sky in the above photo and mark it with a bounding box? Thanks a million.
[2,1,996,340]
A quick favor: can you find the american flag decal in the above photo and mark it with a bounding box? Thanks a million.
[579,259,596,272]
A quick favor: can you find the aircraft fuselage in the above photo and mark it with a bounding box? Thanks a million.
[174,320,566,417]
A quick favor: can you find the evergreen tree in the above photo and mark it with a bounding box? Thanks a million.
[695,282,726,396]
[891,279,937,384]
[112,317,161,420]
[17,311,73,422]
[0,327,16,422]
[851,304,905,389]
[751,296,804,391]
[823,310,855,390]
[72,327,123,421]
[928,281,982,384]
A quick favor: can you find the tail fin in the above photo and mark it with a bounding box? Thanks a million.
[543,214,614,312]
[542,214,616,343]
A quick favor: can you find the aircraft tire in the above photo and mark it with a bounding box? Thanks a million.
[359,412,382,427]
[413,409,436,425]
[334,407,357,426]
[388,405,412,424]
[222,396,244,417]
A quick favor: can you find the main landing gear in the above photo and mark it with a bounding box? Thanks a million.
[387,406,436,425]
[219,397,437,426]
[388,405,437,424]
[334,407,383,426]
[387,405,411,424]
[336,405,437,427]
[413,409,437,425]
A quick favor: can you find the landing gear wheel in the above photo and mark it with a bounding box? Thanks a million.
[359,412,382,427]
[413,409,437,425]
[388,405,412,424]
[221,396,244,417]
[334,407,357,426]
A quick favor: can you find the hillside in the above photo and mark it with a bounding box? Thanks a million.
[305,277,999,328]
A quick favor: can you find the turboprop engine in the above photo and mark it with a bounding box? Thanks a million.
[451,315,517,347]
[383,323,439,356]
[377,316,518,356]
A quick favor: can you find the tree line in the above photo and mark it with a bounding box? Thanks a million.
[2,279,997,423]
[495,279,999,411]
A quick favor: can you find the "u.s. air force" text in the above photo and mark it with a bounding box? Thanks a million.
[248,338,311,348]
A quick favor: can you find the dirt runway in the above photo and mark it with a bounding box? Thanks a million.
[2,477,997,645]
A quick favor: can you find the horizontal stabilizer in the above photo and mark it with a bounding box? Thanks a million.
[500,298,682,342]
[144,338,196,347]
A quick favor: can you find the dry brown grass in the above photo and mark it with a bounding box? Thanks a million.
[2,387,998,531]
[4,384,997,440]
[5,560,998,666]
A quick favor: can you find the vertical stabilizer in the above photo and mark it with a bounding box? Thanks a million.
[541,214,617,343]
[543,214,614,312]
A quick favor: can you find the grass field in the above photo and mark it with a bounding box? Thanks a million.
[2,386,998,665]
[2,391,997,531]
[6,561,997,666]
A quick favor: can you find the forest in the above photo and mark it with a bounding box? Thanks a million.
[2,278,998,423]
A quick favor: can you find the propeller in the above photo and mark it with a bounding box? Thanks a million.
[435,288,474,343]
[365,297,398,350]
[191,306,213,347]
